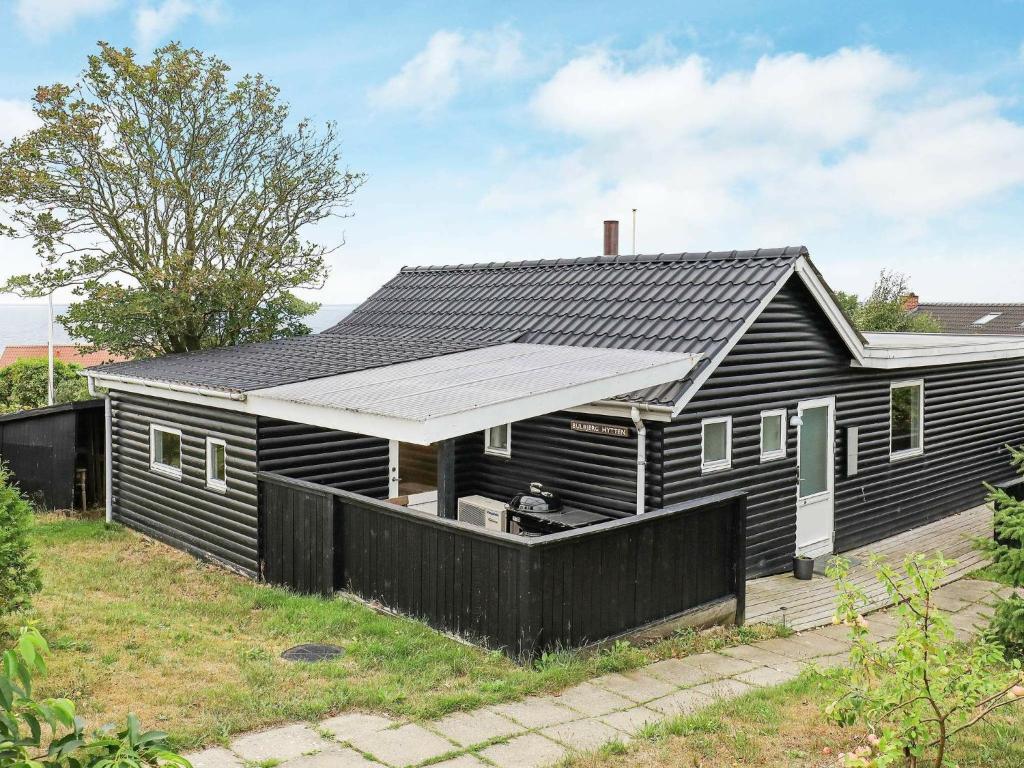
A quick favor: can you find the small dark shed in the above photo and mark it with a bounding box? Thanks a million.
[0,399,106,510]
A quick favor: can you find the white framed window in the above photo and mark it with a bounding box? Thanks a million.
[206,437,227,491]
[759,409,787,462]
[890,379,924,461]
[701,416,732,474]
[484,423,511,458]
[150,424,182,479]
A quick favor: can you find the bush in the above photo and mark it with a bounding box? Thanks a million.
[0,358,91,414]
[976,446,1024,657]
[0,465,41,618]
[826,554,1023,768]
[0,625,190,768]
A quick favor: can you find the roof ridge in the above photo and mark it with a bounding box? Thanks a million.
[399,246,808,273]
[918,302,1024,308]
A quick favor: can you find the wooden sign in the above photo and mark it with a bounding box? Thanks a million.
[570,420,630,438]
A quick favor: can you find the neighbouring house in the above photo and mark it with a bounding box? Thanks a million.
[903,294,1024,335]
[83,228,1024,655]
[0,344,128,368]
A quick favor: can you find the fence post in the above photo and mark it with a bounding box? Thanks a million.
[732,494,748,626]
[517,547,544,658]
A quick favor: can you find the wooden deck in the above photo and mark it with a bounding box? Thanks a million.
[745,505,994,631]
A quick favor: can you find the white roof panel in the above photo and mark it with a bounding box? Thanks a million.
[246,343,701,444]
[860,332,1024,368]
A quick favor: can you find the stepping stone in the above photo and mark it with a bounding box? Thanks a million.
[932,592,972,612]
[646,688,713,716]
[552,682,634,716]
[429,709,522,747]
[598,706,662,736]
[540,719,624,751]
[733,665,800,687]
[320,713,397,742]
[811,654,851,671]
[592,670,677,703]
[232,724,333,762]
[643,658,715,687]
[430,756,487,768]
[717,644,804,670]
[488,698,580,728]
[349,723,455,767]
[183,747,243,768]
[677,652,756,677]
[811,623,855,641]
[751,637,822,661]
[937,580,996,603]
[479,733,567,768]
[691,678,755,702]
[281,746,383,768]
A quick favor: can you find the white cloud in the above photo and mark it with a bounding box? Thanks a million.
[0,100,40,143]
[134,0,222,52]
[14,0,119,39]
[369,25,524,112]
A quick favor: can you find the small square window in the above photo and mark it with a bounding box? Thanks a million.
[206,437,227,491]
[759,409,786,461]
[890,380,924,461]
[701,417,732,474]
[484,423,511,457]
[150,424,182,479]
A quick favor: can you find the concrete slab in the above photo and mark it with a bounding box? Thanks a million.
[488,698,580,729]
[280,747,383,768]
[811,654,851,671]
[551,682,634,717]
[429,756,487,768]
[429,709,522,747]
[349,723,454,767]
[183,747,243,768]
[643,658,715,687]
[690,678,756,702]
[479,733,567,768]
[540,719,624,752]
[598,706,663,736]
[232,724,333,763]
[592,670,677,703]
[717,643,805,669]
[751,637,823,661]
[320,713,397,743]
[783,631,850,656]
[733,664,800,687]
[677,652,756,677]
[646,688,713,716]
[939,579,998,603]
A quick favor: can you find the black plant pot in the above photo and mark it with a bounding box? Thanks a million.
[793,556,814,580]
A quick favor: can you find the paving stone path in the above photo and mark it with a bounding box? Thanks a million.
[186,579,1017,768]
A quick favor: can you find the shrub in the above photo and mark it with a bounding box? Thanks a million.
[0,464,41,618]
[826,554,1023,768]
[976,446,1024,657]
[0,358,91,414]
[0,625,190,768]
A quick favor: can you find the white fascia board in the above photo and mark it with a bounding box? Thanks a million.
[859,344,1024,368]
[670,262,798,418]
[246,353,701,445]
[87,375,251,413]
[568,400,674,422]
[792,257,867,365]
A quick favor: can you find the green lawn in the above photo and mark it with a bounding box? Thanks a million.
[565,671,1024,768]
[16,516,782,750]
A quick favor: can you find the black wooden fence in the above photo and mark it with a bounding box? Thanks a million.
[258,471,746,656]
[0,400,105,509]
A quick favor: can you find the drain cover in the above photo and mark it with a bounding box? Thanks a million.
[281,643,345,662]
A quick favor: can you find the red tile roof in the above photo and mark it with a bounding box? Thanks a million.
[0,345,129,369]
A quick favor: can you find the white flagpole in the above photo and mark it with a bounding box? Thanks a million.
[47,292,54,406]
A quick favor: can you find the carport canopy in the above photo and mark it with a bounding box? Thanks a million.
[245,343,701,444]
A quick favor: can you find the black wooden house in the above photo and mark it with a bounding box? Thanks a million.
[85,244,1024,654]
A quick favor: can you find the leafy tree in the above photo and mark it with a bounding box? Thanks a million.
[0,42,364,358]
[0,626,189,768]
[826,554,1023,768]
[976,446,1024,657]
[0,359,90,414]
[0,465,42,618]
[839,270,942,333]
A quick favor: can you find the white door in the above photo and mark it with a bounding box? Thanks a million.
[795,396,835,558]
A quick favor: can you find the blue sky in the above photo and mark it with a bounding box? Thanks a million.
[2,0,1024,304]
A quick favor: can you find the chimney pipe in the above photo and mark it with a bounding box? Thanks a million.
[603,220,619,256]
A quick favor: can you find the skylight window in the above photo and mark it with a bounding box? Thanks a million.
[973,313,1001,325]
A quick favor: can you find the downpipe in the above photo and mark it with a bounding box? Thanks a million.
[630,406,646,515]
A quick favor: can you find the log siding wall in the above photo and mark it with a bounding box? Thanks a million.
[110,392,259,575]
[661,277,1024,577]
